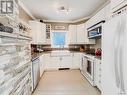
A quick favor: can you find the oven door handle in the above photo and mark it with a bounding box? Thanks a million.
[84,56,93,61]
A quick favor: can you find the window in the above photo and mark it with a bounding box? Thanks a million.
[51,31,67,48]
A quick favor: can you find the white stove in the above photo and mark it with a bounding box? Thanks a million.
[81,54,96,86]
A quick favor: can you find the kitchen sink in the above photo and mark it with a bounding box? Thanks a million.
[51,50,71,57]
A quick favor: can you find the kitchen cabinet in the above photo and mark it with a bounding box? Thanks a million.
[44,53,73,70]
[68,24,95,44]
[50,56,61,69]
[95,58,102,91]
[39,55,45,77]
[110,0,127,13]
[76,24,86,44]
[60,55,73,68]
[44,53,61,70]
[32,57,40,90]
[86,4,110,29]
[44,54,52,70]
[104,4,111,21]
[29,21,46,44]
[111,0,125,10]
[68,25,77,44]
[45,24,51,44]
[72,53,82,69]
[84,23,95,44]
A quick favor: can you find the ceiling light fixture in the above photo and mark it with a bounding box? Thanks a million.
[58,6,70,14]
[57,0,71,14]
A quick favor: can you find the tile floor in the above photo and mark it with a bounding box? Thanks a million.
[32,70,101,95]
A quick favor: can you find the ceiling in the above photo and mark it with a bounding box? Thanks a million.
[21,0,108,22]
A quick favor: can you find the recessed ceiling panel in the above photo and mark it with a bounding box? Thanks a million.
[22,0,108,21]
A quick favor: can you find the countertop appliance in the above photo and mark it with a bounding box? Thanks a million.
[102,6,127,95]
[81,54,95,86]
[32,57,40,91]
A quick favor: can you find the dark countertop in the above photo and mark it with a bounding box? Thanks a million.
[31,50,85,60]
[31,50,101,61]
[31,51,52,60]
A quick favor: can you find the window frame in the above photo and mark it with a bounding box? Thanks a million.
[51,30,68,48]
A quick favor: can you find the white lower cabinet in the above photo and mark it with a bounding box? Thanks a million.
[44,54,52,70]
[50,57,61,69]
[39,55,45,77]
[68,25,77,44]
[72,53,82,69]
[60,56,73,68]
[43,52,82,70]
[95,58,102,91]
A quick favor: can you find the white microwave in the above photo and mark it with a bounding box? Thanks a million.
[87,20,105,39]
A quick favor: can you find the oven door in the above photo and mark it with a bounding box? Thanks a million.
[85,57,94,81]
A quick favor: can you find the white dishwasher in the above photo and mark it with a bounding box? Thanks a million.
[32,57,40,91]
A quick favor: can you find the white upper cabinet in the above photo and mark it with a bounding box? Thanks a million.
[86,4,111,29]
[86,8,106,29]
[68,25,77,44]
[29,21,46,44]
[68,23,95,44]
[76,24,85,44]
[84,23,95,44]
[104,4,111,21]
[111,0,125,10]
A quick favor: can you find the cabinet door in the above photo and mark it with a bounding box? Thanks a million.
[41,23,46,43]
[84,23,95,44]
[37,23,46,44]
[86,6,106,29]
[44,54,61,70]
[39,55,45,77]
[111,0,125,9]
[76,24,85,44]
[60,56,72,68]
[72,53,81,69]
[105,4,111,21]
[50,57,60,69]
[29,21,38,43]
[44,54,51,70]
[68,25,77,44]
[95,59,102,91]
[29,21,46,44]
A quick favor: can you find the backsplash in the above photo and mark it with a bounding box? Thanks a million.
[90,39,101,51]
